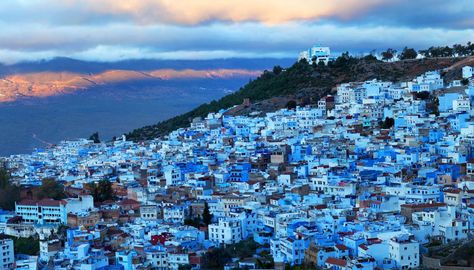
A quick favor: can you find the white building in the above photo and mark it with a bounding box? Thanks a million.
[39,239,61,263]
[453,95,471,112]
[15,199,67,225]
[145,247,167,269]
[462,66,473,79]
[298,46,331,65]
[0,239,14,270]
[65,195,94,214]
[414,71,444,91]
[140,205,159,220]
[412,206,469,243]
[209,217,242,244]
[168,252,189,270]
[163,206,186,223]
[389,235,420,269]
[164,166,183,186]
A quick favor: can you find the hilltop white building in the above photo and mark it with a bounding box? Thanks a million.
[299,45,331,65]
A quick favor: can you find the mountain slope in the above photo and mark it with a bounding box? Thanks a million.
[0,69,261,102]
[126,56,472,141]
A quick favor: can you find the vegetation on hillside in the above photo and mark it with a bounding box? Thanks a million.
[86,179,115,203]
[382,42,474,61]
[420,42,474,58]
[201,238,260,269]
[0,169,20,210]
[0,235,39,255]
[37,178,66,200]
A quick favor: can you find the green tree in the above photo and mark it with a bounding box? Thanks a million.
[363,54,377,61]
[13,237,40,255]
[272,65,283,75]
[0,235,40,255]
[414,91,430,100]
[202,247,231,269]
[88,132,100,143]
[184,215,202,228]
[399,47,418,60]
[0,169,9,189]
[286,100,297,110]
[37,178,66,200]
[87,179,115,203]
[178,265,193,270]
[382,48,397,61]
[202,202,213,226]
[201,238,259,269]
[0,169,20,210]
[432,97,440,116]
[381,117,395,129]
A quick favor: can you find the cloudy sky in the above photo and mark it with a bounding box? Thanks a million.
[0,0,473,63]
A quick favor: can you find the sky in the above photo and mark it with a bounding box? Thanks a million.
[0,0,473,63]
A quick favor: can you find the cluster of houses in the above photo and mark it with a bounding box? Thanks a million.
[1,66,474,270]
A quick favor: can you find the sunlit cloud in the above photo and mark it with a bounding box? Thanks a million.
[0,0,386,25]
[0,0,472,63]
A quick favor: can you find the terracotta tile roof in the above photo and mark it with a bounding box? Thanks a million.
[120,199,140,205]
[18,198,66,207]
[400,202,446,209]
[38,198,66,206]
[335,244,348,251]
[326,257,347,267]
[17,199,37,206]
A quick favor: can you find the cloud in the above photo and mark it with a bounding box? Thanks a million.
[1,0,473,29]
[0,0,472,63]
[0,22,472,62]
[0,0,385,25]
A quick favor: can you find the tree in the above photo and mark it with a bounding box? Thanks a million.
[202,202,213,226]
[399,47,418,60]
[286,100,297,110]
[184,215,202,228]
[381,48,397,61]
[0,235,40,255]
[87,179,115,203]
[363,54,377,61]
[178,265,193,270]
[88,132,100,143]
[0,169,20,210]
[461,78,469,86]
[201,247,230,269]
[272,65,283,75]
[13,236,40,255]
[413,91,430,100]
[432,97,440,116]
[201,238,259,269]
[381,117,395,129]
[37,178,66,200]
[0,169,9,189]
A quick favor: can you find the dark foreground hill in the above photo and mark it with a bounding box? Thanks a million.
[126,55,474,141]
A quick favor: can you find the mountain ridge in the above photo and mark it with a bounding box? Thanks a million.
[0,68,262,102]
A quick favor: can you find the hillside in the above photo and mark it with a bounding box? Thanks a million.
[0,69,261,102]
[126,56,473,141]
